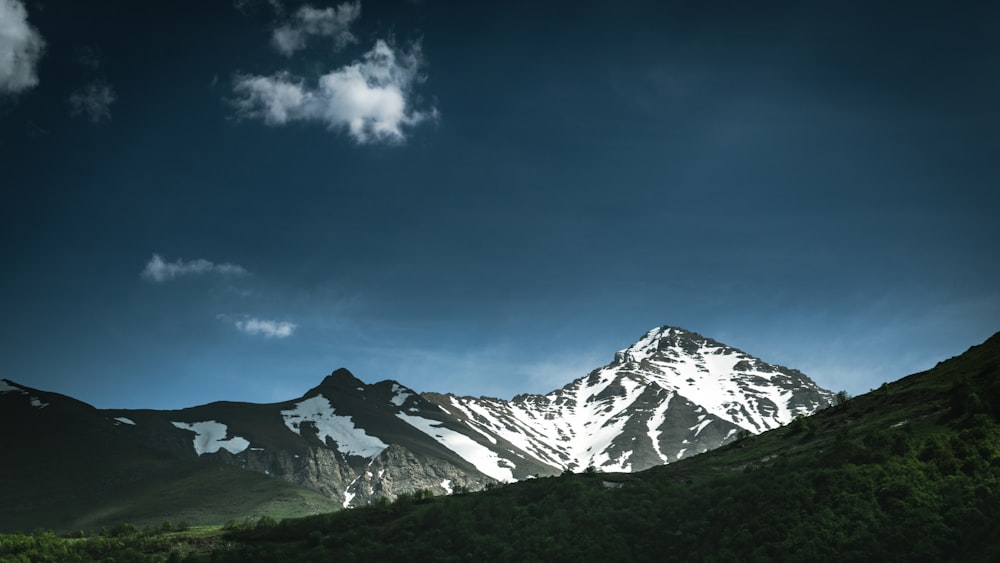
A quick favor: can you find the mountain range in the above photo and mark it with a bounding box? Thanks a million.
[0,325,833,530]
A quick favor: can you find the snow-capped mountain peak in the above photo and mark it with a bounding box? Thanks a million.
[425,326,833,476]
[605,326,828,432]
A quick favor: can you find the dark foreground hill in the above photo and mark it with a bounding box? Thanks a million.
[3,330,998,562]
[0,380,341,532]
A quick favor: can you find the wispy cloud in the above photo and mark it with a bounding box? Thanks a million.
[234,317,296,338]
[141,254,249,283]
[233,39,437,144]
[0,0,45,95]
[69,80,116,123]
[272,2,361,56]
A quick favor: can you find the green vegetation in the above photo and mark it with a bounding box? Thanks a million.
[0,455,340,533]
[4,332,999,561]
[0,524,227,562]
[0,394,341,533]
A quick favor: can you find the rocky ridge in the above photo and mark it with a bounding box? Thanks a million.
[2,326,834,509]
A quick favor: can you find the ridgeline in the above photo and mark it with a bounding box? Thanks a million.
[3,331,999,562]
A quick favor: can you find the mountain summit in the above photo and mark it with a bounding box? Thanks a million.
[430,326,833,475]
[2,326,833,516]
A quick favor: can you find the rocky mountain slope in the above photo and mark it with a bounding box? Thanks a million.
[430,326,833,475]
[1,326,833,518]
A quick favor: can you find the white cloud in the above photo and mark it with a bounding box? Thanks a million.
[272,2,361,56]
[0,0,44,95]
[141,254,249,283]
[69,81,117,122]
[235,317,296,338]
[233,39,437,144]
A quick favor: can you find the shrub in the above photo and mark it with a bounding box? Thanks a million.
[109,523,138,538]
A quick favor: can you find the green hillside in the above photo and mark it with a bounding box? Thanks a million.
[0,388,340,533]
[3,331,999,561]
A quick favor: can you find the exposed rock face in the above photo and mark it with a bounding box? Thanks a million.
[240,447,357,503]
[345,445,491,505]
[213,443,492,508]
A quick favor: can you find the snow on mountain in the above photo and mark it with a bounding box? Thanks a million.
[604,326,824,431]
[0,379,21,393]
[422,326,834,475]
[281,395,388,458]
[170,420,251,455]
[2,378,51,409]
[396,411,516,482]
[389,383,413,407]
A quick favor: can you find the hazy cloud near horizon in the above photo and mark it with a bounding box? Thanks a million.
[141,254,249,283]
[233,317,297,339]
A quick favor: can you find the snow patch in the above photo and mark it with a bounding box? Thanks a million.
[0,379,24,393]
[690,418,713,437]
[397,412,515,482]
[281,395,387,458]
[646,393,674,464]
[1,381,50,408]
[440,479,453,494]
[390,383,412,407]
[343,474,363,509]
[171,421,250,455]
[113,417,136,426]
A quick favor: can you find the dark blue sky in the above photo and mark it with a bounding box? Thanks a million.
[2,0,998,409]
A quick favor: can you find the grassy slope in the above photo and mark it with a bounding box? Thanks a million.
[63,461,340,531]
[0,389,341,534]
[0,451,340,533]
